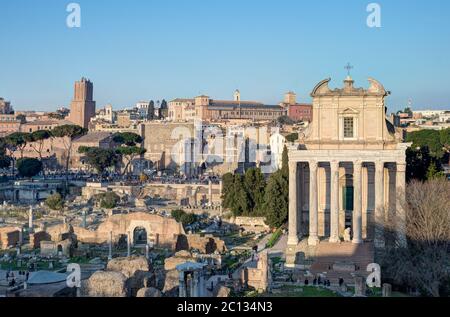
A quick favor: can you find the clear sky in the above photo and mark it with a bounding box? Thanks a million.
[1,0,450,112]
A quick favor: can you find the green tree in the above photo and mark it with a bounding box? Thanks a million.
[222,174,251,217]
[263,170,289,228]
[113,132,146,175]
[17,158,42,178]
[0,138,11,169]
[112,132,143,146]
[281,145,289,178]
[440,128,450,152]
[243,168,266,214]
[52,125,87,182]
[24,130,52,178]
[406,130,445,158]
[79,147,119,177]
[221,173,234,201]
[5,132,29,159]
[426,162,445,180]
[116,146,146,175]
[180,213,197,226]
[0,156,10,169]
[45,193,64,210]
[285,133,298,143]
[171,209,186,222]
[406,147,432,182]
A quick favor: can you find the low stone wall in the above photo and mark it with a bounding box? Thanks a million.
[231,216,269,232]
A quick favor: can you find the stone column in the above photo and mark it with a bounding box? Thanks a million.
[288,161,299,245]
[208,180,213,205]
[308,160,319,246]
[28,205,33,232]
[382,283,392,297]
[329,161,340,243]
[108,231,113,260]
[178,271,187,297]
[352,161,363,244]
[127,231,131,257]
[374,161,385,248]
[191,271,199,297]
[396,163,407,247]
[198,272,205,297]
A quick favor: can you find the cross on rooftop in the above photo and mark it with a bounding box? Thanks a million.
[345,63,353,76]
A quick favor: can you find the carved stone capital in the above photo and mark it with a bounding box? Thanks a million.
[309,160,318,170]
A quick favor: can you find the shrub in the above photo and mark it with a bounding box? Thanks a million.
[266,227,283,248]
[95,192,120,209]
[45,193,64,210]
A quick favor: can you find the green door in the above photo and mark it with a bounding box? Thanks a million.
[343,186,354,211]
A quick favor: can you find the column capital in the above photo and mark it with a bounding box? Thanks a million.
[330,160,340,171]
[309,160,318,170]
[288,160,297,169]
[353,160,363,171]
[396,162,406,172]
[375,160,385,170]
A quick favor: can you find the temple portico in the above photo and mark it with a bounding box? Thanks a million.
[285,75,410,268]
[287,148,408,248]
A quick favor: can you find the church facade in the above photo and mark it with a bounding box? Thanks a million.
[285,76,410,267]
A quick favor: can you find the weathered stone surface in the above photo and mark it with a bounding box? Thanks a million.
[107,256,150,278]
[136,287,162,297]
[333,262,356,272]
[176,234,227,254]
[215,285,231,297]
[162,269,180,296]
[30,231,51,249]
[81,271,128,297]
[164,251,195,271]
[242,251,271,293]
[106,256,152,296]
[0,227,20,250]
[46,223,75,242]
[74,212,184,250]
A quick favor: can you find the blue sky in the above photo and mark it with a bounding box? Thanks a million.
[1,0,450,112]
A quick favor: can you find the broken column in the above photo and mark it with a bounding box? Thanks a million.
[382,283,392,297]
[28,205,34,232]
[354,276,366,297]
[108,231,113,260]
[178,271,187,297]
[127,231,131,257]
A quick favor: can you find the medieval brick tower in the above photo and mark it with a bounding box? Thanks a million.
[68,77,96,129]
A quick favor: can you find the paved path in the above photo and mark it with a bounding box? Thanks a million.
[269,232,287,255]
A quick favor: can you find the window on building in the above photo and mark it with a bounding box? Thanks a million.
[343,117,354,138]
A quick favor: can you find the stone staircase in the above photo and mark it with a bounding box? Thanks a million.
[309,242,374,286]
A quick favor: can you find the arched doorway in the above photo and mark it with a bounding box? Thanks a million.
[133,227,147,245]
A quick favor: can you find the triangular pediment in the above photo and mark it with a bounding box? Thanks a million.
[339,107,359,115]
